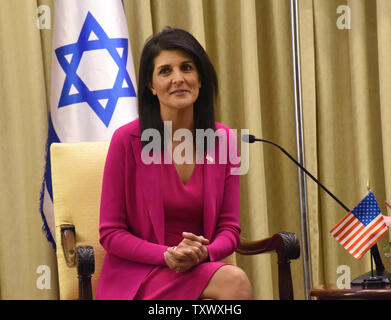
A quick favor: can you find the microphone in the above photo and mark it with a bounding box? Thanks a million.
[242,134,350,212]
[242,134,257,143]
[243,133,388,284]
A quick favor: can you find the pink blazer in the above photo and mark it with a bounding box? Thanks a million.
[96,119,241,300]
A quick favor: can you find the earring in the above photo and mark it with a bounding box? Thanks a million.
[149,84,156,95]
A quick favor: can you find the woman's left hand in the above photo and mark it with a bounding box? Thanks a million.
[164,249,196,272]
[164,232,209,272]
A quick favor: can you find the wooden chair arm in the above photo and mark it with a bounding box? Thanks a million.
[60,224,95,300]
[77,246,95,300]
[236,232,300,262]
[236,232,300,300]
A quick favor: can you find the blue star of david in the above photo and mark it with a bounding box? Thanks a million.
[55,11,136,127]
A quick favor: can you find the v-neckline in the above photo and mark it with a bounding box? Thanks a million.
[163,148,199,186]
[171,162,198,186]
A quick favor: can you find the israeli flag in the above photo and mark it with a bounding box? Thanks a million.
[40,0,138,249]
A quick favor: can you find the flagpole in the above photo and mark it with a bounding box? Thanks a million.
[289,0,313,300]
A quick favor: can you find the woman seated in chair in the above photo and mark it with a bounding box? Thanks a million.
[97,27,253,300]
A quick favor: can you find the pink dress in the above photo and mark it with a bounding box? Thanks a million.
[133,161,226,300]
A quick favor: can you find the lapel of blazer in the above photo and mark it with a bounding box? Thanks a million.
[202,147,221,242]
[131,138,165,245]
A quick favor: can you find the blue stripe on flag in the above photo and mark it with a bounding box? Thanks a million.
[39,113,60,250]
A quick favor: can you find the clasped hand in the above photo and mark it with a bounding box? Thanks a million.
[164,232,209,273]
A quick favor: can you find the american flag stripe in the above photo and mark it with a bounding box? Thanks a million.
[330,213,355,236]
[353,227,388,259]
[334,218,358,240]
[338,220,362,243]
[350,220,387,257]
[355,228,388,259]
[339,222,364,245]
[331,214,364,245]
[330,212,356,238]
[345,215,384,252]
[341,224,365,247]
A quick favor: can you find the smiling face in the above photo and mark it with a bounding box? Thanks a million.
[149,50,201,116]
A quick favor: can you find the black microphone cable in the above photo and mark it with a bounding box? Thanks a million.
[242,134,351,213]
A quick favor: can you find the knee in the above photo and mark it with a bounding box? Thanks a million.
[223,266,253,300]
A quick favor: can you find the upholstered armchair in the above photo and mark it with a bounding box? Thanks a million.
[50,141,300,300]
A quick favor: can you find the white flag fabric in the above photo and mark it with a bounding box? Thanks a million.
[40,0,138,249]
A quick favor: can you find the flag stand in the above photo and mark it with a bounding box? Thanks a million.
[351,244,391,288]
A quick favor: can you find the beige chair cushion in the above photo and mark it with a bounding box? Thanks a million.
[51,141,109,300]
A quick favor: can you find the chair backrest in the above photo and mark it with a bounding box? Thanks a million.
[51,141,110,300]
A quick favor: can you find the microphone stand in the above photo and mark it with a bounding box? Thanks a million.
[243,134,390,288]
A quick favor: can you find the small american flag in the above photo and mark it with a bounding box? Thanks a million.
[330,191,388,259]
